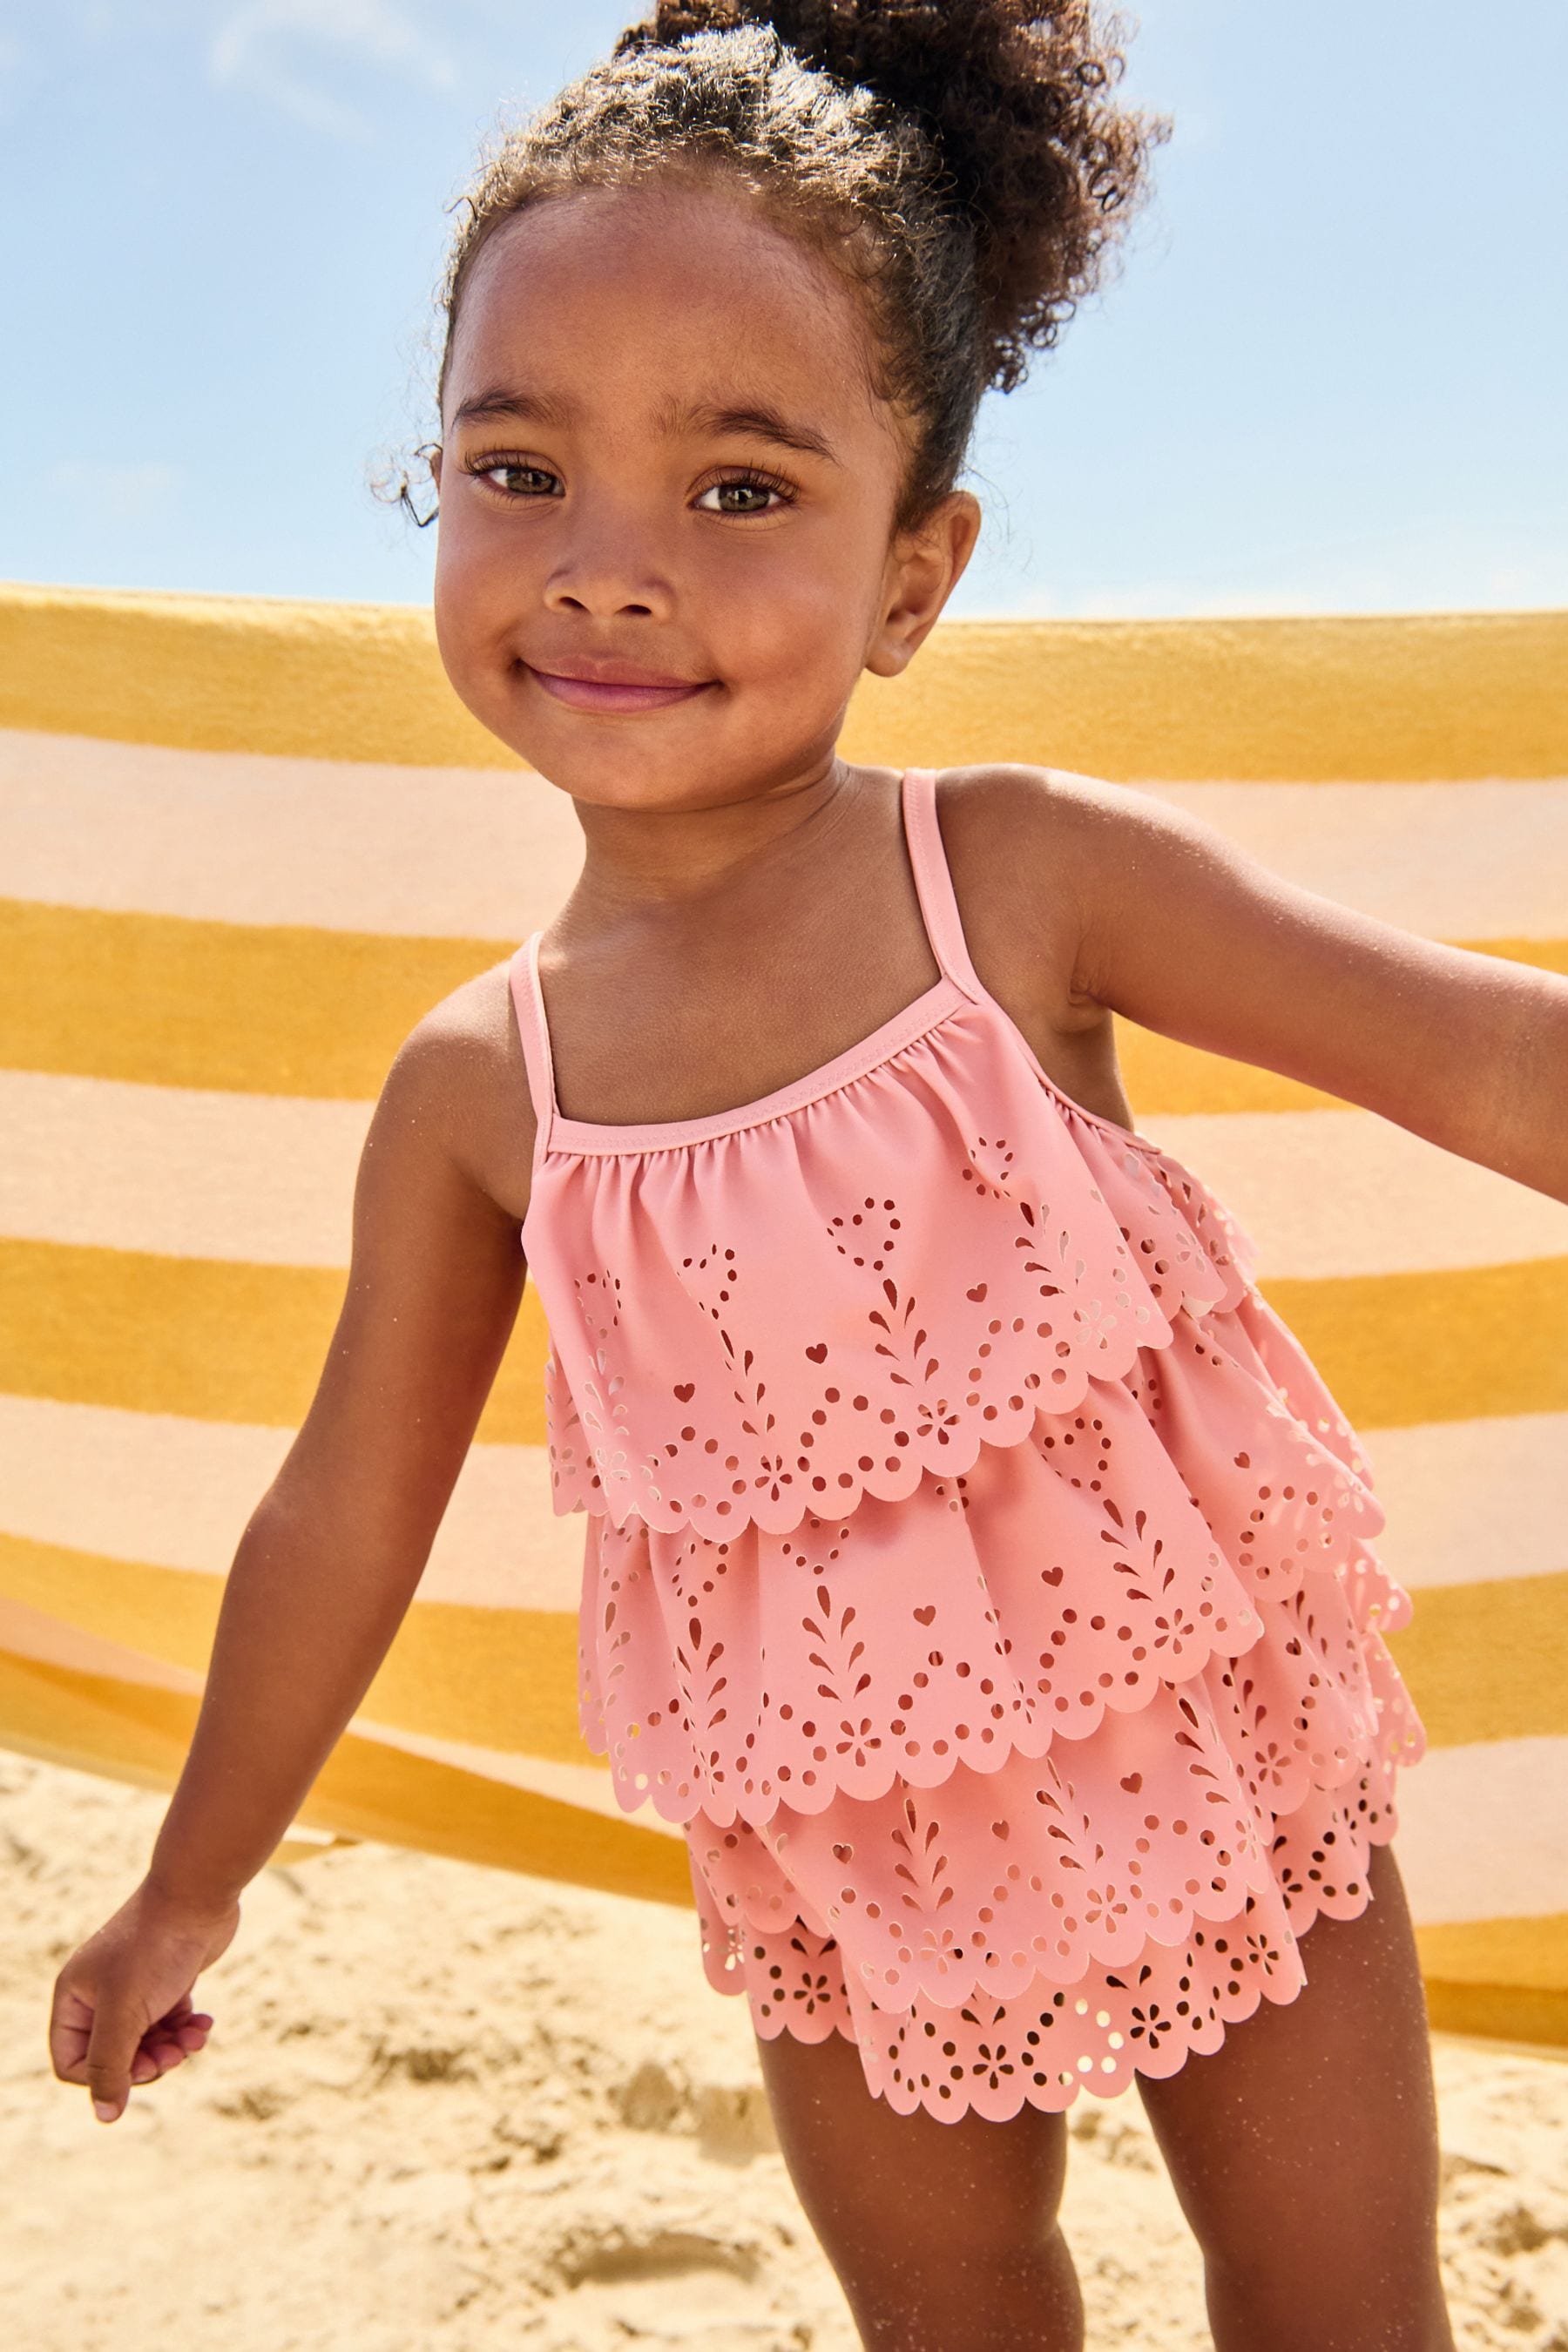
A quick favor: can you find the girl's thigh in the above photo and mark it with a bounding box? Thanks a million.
[754,2018,1081,2347]
[1134,1837,1454,2351]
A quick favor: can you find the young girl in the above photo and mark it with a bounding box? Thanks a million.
[50,5,1566,2346]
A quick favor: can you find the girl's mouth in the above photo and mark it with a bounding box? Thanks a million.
[526,666,714,713]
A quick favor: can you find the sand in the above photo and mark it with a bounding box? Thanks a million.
[6,1750,1566,2350]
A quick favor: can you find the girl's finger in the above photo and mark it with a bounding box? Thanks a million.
[130,2045,184,2084]
[150,2024,204,2056]
[134,2028,201,2073]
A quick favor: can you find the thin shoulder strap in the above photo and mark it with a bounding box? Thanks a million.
[901,767,984,1000]
[508,933,557,1164]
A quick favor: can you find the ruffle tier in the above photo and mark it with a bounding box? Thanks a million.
[537,1049,1428,2119]
[674,1500,1423,2120]
[577,1288,1413,1830]
[571,1227,1427,2119]
[690,1748,1407,2122]
[531,1008,1263,1540]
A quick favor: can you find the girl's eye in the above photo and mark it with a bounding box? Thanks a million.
[695,473,795,517]
[469,460,560,498]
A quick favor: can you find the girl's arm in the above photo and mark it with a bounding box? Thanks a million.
[1034,769,1568,1205]
[143,997,528,1909]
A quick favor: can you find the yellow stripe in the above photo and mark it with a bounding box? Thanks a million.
[3,898,1561,1108]
[1416,1914,1568,2047]
[1437,936,1568,976]
[1416,1913,1568,1993]
[5,585,1565,780]
[4,1235,1563,1433]
[842,612,1568,786]
[0,1531,591,1765]
[0,584,517,770]
[3,1525,1556,1763]
[1380,1572,1568,1747]
[0,1237,548,1443]
[1260,1258,1568,1429]
[0,1648,692,1905]
[0,899,503,1099]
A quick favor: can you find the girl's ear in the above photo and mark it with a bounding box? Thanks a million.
[864,490,983,679]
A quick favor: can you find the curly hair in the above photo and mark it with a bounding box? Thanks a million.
[399,2,1165,537]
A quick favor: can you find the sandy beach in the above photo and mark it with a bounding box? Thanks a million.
[7,1748,1565,2349]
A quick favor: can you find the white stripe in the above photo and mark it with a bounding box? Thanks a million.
[0,1397,585,1612]
[0,1069,369,1266]
[3,729,1565,943]
[1359,1415,1568,1591]
[1395,1738,1568,1924]
[1141,779,1568,937]
[1139,1108,1568,1278]
[10,1074,1568,1282]
[3,1392,1564,1612]
[0,726,578,937]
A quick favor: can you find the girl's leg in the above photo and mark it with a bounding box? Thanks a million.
[755,2020,1084,2352]
[1135,1839,1456,2352]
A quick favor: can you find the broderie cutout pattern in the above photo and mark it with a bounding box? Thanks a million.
[513,787,1427,2121]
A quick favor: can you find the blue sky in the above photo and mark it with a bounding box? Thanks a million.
[3,0,1565,618]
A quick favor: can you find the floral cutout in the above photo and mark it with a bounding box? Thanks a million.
[517,975,1426,2124]
[575,1283,1402,1831]
[523,1010,1245,1538]
[689,1801,1400,2123]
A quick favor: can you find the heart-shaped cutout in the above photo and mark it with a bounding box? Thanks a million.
[913,1605,936,1626]
[673,1382,694,1402]
[967,1282,988,1302]
[1040,1565,1064,1586]
[1120,1773,1143,1794]
[806,1343,828,1363]
[991,1820,1010,1841]
[832,1842,853,1864]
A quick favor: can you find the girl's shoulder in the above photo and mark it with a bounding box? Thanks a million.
[931,760,1147,1033]
[936,759,1168,870]
[936,757,1247,1017]
[378,958,537,1231]
[934,758,1167,923]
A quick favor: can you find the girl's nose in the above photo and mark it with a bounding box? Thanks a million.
[542,513,674,622]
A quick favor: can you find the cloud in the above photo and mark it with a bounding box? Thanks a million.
[47,460,181,523]
[209,0,456,143]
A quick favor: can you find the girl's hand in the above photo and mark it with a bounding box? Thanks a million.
[48,1878,241,2124]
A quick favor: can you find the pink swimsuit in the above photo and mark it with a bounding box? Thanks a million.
[509,766,1427,2123]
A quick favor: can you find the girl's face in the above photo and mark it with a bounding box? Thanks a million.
[431,178,978,813]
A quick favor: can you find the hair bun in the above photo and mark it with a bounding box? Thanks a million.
[616,3,1159,392]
